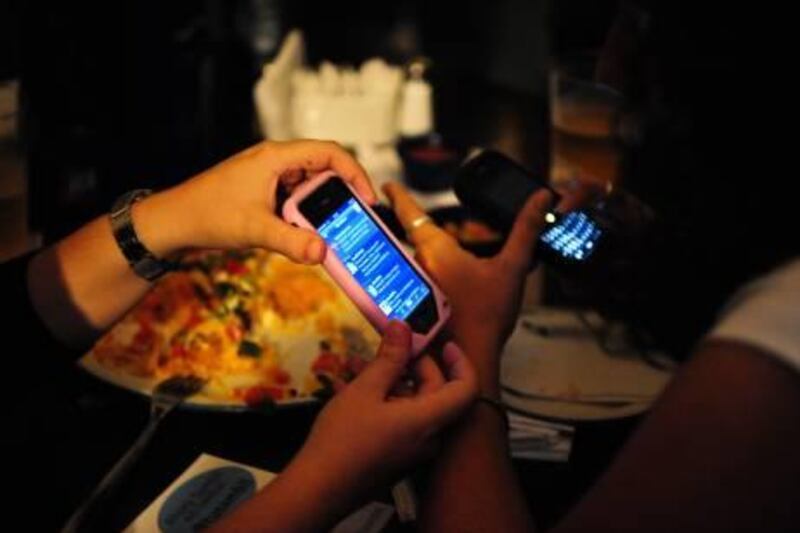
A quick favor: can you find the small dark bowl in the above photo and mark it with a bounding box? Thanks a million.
[428,205,504,257]
[400,142,463,193]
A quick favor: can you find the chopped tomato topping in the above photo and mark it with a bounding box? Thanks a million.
[311,352,342,375]
[224,260,248,275]
[132,327,156,352]
[271,367,292,386]
[170,344,188,358]
[185,311,204,329]
[242,385,284,406]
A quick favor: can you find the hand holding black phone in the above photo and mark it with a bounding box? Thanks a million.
[454,150,605,267]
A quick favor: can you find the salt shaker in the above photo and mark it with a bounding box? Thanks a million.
[398,58,433,139]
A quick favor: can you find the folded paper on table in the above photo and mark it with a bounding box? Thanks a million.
[508,411,574,462]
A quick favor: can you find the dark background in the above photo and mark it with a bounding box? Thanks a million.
[2,0,786,356]
[0,0,618,243]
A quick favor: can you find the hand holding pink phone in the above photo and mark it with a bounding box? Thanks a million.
[282,172,450,355]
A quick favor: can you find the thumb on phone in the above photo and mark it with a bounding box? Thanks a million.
[499,190,552,273]
[352,321,413,397]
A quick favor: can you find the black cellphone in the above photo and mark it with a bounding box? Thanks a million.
[454,150,605,265]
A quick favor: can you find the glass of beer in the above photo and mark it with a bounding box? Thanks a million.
[549,54,622,193]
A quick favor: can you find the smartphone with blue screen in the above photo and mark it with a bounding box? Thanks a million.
[454,150,605,266]
[283,173,450,355]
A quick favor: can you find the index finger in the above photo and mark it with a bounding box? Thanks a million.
[382,182,448,246]
[414,355,446,395]
[411,342,478,428]
[285,140,377,204]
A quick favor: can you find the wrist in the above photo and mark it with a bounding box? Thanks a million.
[476,396,510,432]
[455,326,504,360]
[455,399,509,440]
[131,187,194,258]
[457,342,502,398]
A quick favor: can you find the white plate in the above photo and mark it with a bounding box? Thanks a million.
[78,325,360,412]
[501,308,674,421]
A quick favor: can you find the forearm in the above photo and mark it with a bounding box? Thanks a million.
[451,332,503,398]
[22,140,374,348]
[420,402,535,533]
[554,341,800,532]
[27,186,193,347]
[207,451,357,533]
[420,346,535,533]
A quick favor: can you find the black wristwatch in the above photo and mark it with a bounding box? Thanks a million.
[109,189,174,281]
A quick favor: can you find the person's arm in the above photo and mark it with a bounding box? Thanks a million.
[388,175,800,532]
[26,140,375,348]
[27,187,191,347]
[554,340,800,532]
[425,339,800,533]
[384,182,551,532]
[420,347,535,533]
[208,322,477,533]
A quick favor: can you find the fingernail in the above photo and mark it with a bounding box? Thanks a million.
[385,320,408,344]
[305,238,326,263]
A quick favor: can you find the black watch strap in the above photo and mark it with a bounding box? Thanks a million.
[109,189,174,281]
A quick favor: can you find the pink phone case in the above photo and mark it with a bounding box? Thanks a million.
[282,171,450,355]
